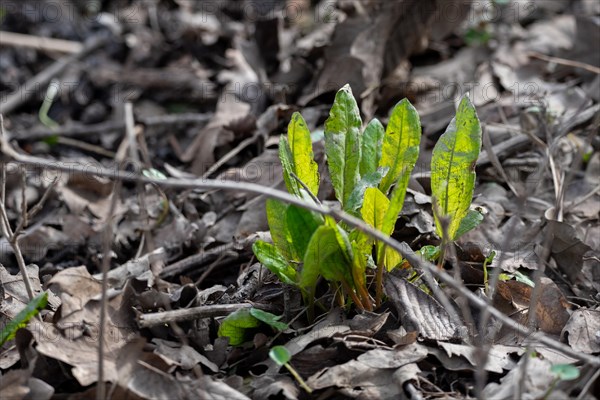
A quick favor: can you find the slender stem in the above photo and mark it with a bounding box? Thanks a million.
[284,363,312,394]
[341,278,365,310]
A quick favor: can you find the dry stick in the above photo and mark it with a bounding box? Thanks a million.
[98,103,144,399]
[0,30,83,54]
[528,51,600,75]
[96,181,121,400]
[201,135,259,179]
[138,303,280,328]
[56,136,117,159]
[482,126,520,198]
[1,137,599,367]
[0,119,36,301]
[577,367,600,400]
[0,35,106,115]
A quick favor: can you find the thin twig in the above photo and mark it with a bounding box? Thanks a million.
[96,180,121,400]
[0,117,36,301]
[201,135,259,179]
[0,31,83,54]
[138,303,280,328]
[528,51,600,75]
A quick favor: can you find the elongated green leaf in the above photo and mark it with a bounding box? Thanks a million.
[218,308,261,346]
[351,233,370,293]
[287,112,320,196]
[379,99,421,194]
[431,95,481,240]
[285,205,323,261]
[249,308,288,331]
[0,292,48,346]
[377,176,413,270]
[252,241,297,285]
[300,225,352,298]
[361,187,389,231]
[454,208,484,239]
[383,246,402,271]
[360,118,384,177]
[345,167,388,216]
[279,135,300,197]
[381,173,411,237]
[324,85,362,209]
[266,199,292,259]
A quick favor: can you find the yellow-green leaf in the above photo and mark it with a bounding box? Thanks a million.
[361,187,389,231]
[379,99,421,194]
[324,84,362,209]
[287,112,319,196]
[0,292,47,346]
[279,135,300,196]
[360,118,384,177]
[266,199,292,259]
[383,246,402,271]
[346,167,388,217]
[431,95,482,240]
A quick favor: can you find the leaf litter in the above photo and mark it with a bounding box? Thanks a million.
[0,1,599,399]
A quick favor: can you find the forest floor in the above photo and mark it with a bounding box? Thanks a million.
[0,1,599,399]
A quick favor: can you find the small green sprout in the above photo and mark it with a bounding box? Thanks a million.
[269,345,312,394]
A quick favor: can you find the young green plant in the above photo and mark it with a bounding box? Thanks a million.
[429,95,484,264]
[253,85,421,316]
[0,292,47,346]
[269,345,312,394]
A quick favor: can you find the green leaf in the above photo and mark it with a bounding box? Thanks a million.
[361,187,389,231]
[360,118,384,177]
[324,84,362,209]
[346,167,388,216]
[419,245,441,262]
[300,225,352,298]
[431,95,482,240]
[287,112,320,196]
[269,345,291,366]
[252,241,297,285]
[454,209,484,239]
[285,205,323,261]
[351,238,369,295]
[217,308,261,346]
[379,99,421,194]
[383,246,403,271]
[266,199,292,259]
[0,292,48,346]
[249,308,288,331]
[381,175,411,237]
[513,270,535,287]
[550,364,580,381]
[376,178,414,270]
[279,135,300,197]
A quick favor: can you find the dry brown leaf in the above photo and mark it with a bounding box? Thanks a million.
[562,309,600,354]
[384,273,467,340]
